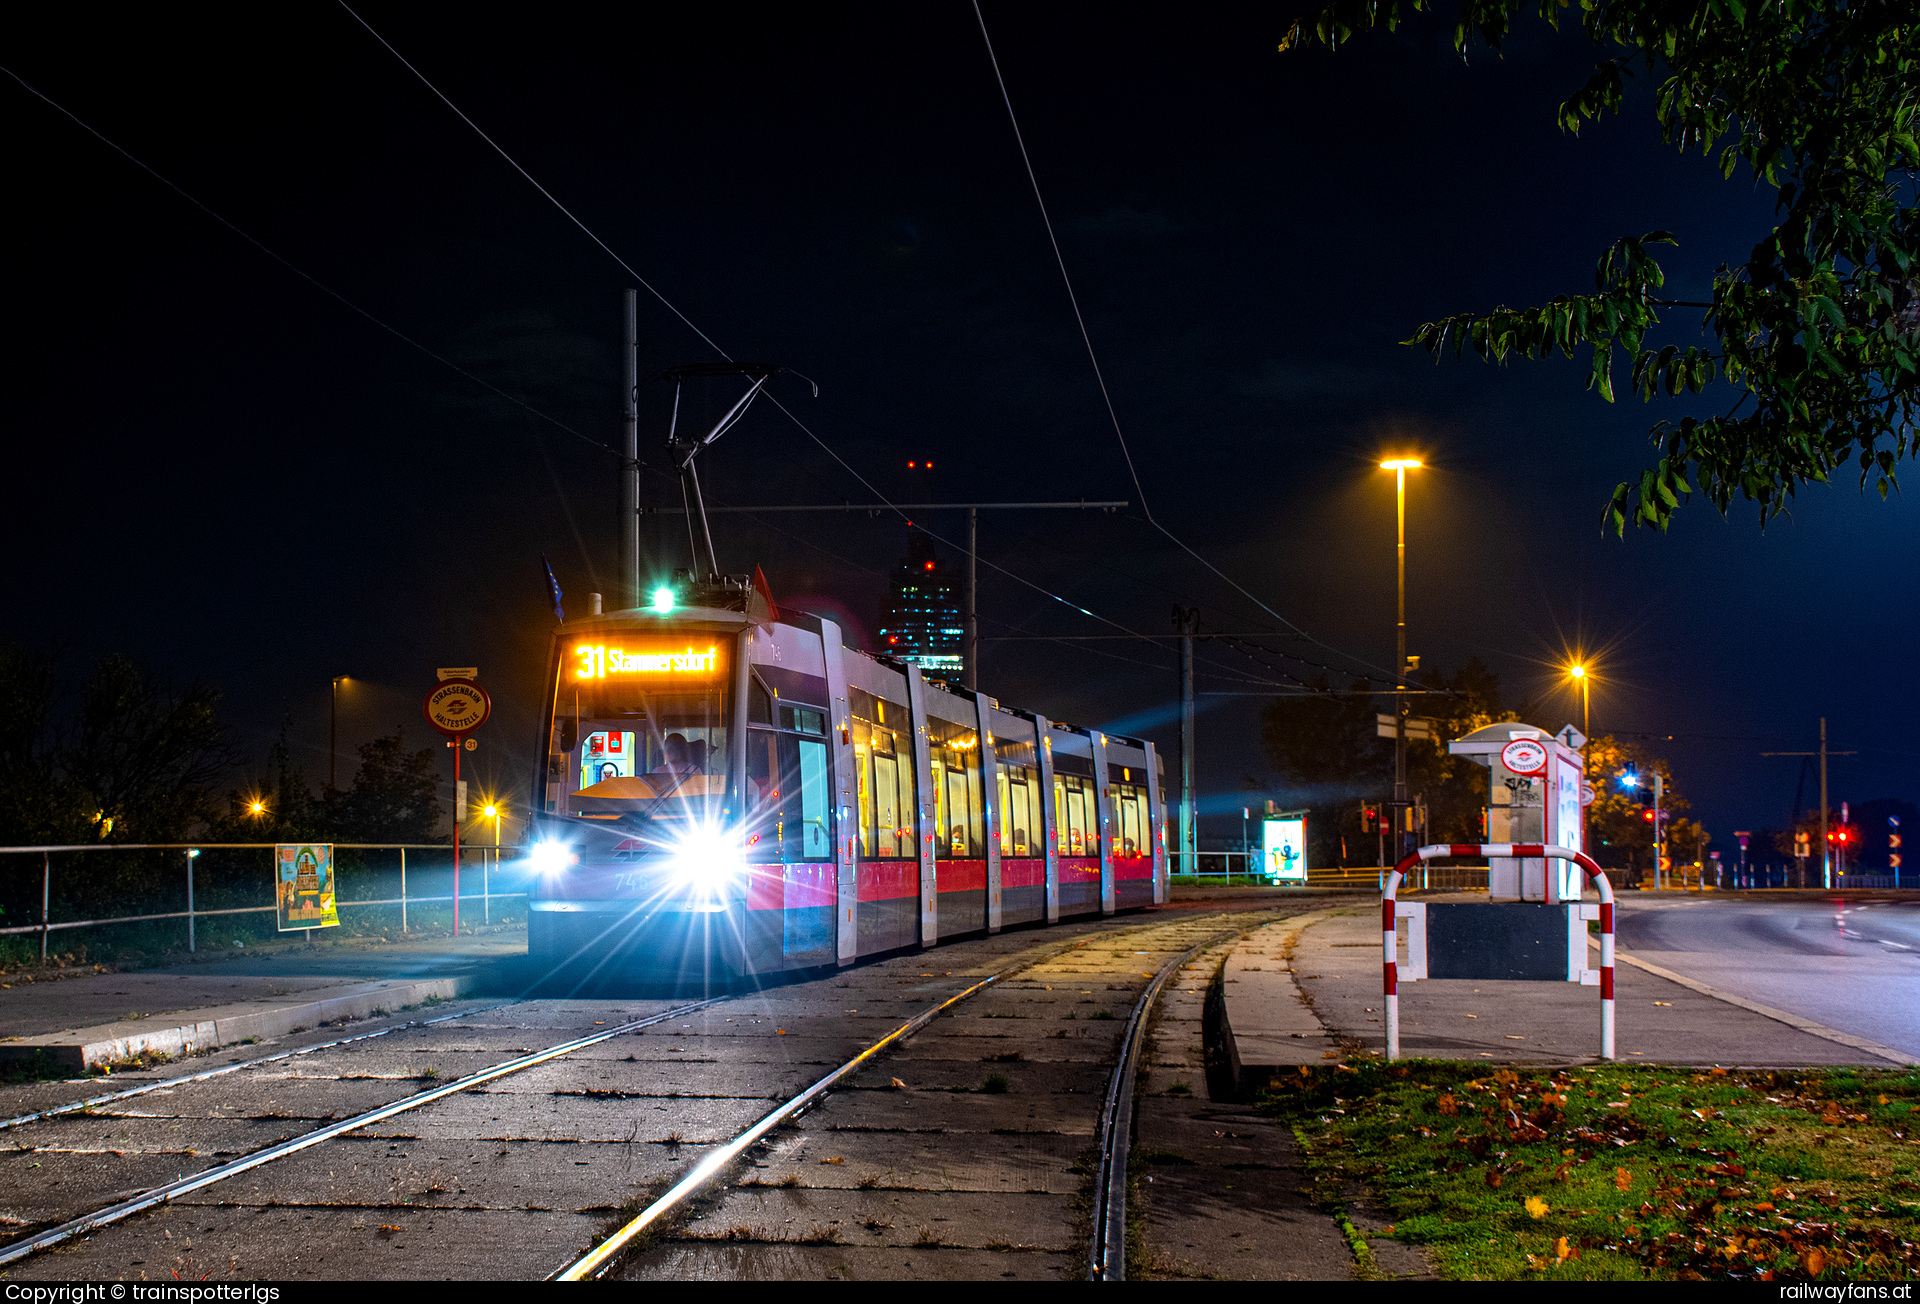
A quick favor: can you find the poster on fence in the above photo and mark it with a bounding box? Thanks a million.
[274,844,339,931]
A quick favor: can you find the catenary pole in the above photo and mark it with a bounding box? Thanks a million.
[1177,606,1198,876]
[965,506,978,691]
[624,290,640,609]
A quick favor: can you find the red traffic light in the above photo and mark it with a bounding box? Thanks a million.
[1642,809,1656,823]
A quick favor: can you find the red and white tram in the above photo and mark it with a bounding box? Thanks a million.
[526,580,1168,978]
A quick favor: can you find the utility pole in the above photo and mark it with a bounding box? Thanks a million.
[1176,606,1199,877]
[1762,722,1856,891]
[623,289,641,609]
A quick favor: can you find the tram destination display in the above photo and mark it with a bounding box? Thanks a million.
[274,844,339,931]
[569,636,727,682]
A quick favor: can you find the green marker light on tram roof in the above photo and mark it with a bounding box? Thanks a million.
[652,586,676,613]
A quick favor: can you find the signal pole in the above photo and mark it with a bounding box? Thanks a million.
[1820,717,1830,889]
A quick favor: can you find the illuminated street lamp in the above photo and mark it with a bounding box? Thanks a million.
[1568,662,1591,738]
[1379,458,1422,858]
[330,676,350,791]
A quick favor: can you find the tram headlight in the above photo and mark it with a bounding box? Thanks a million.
[529,841,578,875]
[666,827,743,891]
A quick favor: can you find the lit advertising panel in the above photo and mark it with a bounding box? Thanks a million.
[1263,815,1307,881]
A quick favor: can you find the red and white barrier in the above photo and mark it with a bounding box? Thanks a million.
[1383,844,1614,1061]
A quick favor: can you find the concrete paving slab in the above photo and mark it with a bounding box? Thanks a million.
[4,1202,597,1281]
[671,1186,1076,1249]
[628,1242,1073,1280]
[735,1126,1084,1195]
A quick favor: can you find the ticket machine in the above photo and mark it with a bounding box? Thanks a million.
[1448,722,1587,902]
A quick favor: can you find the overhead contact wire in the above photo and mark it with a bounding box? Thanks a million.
[969,6,1402,683]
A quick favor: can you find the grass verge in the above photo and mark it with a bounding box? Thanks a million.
[1258,1059,1920,1280]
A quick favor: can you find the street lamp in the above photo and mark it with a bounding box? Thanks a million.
[1568,662,1591,738]
[1379,458,1422,859]
[330,676,350,791]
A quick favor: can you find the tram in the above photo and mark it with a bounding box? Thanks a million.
[524,574,1169,978]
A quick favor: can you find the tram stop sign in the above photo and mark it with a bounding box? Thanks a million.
[424,677,490,738]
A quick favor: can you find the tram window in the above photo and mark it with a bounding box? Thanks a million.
[852,688,915,859]
[749,678,773,725]
[927,716,983,859]
[1056,775,1096,857]
[998,764,1038,857]
[780,705,824,735]
[1114,783,1145,857]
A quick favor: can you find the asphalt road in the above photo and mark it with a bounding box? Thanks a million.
[1617,893,1920,1058]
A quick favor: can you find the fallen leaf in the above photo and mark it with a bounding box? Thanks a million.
[1464,1013,1478,1018]
[1804,1248,1827,1276]
[1555,1236,1578,1261]
[818,1157,845,1165]
[1880,1095,1892,1105]
[889,1077,908,1090]
[1485,1170,1503,1189]
[1752,1203,1776,1213]
[1615,1168,1633,1191]
[777,1029,787,1035]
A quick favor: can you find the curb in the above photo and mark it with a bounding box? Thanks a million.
[0,975,479,1071]
[1600,943,1917,1067]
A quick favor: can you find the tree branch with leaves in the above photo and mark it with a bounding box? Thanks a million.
[1283,0,1920,531]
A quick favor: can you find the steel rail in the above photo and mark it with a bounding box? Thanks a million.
[1087,928,1236,1281]
[0,996,727,1267]
[555,973,1000,1279]
[0,1005,494,1133]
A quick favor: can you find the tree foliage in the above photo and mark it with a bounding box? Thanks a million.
[1583,734,1705,874]
[1260,657,1520,853]
[1282,0,1920,531]
[0,643,229,845]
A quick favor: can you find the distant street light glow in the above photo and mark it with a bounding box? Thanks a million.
[1380,458,1423,470]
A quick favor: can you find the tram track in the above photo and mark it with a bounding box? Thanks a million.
[0,905,1303,1280]
[0,998,724,1268]
[575,911,1277,1283]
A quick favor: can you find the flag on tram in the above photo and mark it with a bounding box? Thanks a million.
[543,555,565,622]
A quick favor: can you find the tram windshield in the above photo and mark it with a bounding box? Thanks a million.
[547,633,732,843]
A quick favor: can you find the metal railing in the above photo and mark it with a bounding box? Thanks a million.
[0,842,526,960]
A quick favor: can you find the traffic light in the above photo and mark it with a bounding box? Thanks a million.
[1641,809,1656,824]
[1359,803,1379,833]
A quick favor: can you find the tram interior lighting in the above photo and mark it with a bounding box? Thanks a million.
[652,586,676,613]
[529,841,579,874]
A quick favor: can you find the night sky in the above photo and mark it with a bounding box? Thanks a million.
[6,3,1911,852]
